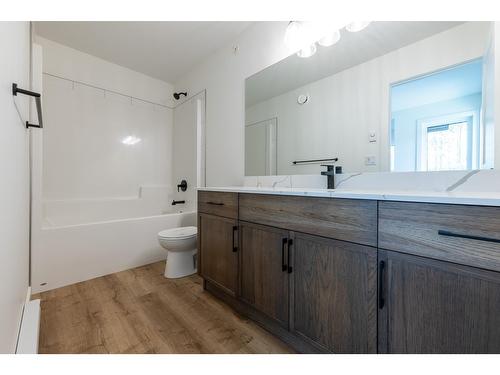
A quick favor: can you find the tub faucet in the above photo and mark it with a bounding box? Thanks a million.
[172,200,186,205]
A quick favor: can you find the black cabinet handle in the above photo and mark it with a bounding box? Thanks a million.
[232,226,238,252]
[379,260,385,309]
[438,230,500,244]
[287,238,293,273]
[206,201,224,206]
[281,238,288,272]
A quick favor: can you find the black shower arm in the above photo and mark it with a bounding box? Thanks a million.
[12,83,43,129]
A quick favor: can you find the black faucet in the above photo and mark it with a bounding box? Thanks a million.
[321,165,336,189]
[172,200,186,205]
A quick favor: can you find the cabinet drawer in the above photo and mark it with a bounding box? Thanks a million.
[239,193,377,246]
[379,201,500,272]
[198,191,238,219]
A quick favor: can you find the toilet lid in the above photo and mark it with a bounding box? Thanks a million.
[158,226,197,239]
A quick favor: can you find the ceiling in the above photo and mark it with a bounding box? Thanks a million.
[246,21,468,107]
[391,59,483,112]
[34,21,253,83]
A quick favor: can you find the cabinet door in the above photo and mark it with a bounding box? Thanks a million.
[239,222,290,327]
[199,213,238,296]
[291,233,377,353]
[379,250,500,353]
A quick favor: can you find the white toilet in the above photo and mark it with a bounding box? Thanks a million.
[158,226,197,278]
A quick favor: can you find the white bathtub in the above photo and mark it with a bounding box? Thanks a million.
[31,210,197,293]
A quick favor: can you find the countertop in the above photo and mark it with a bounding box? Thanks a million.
[197,186,500,207]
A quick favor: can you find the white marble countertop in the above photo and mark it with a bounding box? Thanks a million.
[197,186,500,207]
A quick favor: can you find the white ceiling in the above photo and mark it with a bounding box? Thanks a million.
[391,59,483,112]
[246,22,467,107]
[34,21,253,83]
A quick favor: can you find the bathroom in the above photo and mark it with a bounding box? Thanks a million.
[1,1,500,373]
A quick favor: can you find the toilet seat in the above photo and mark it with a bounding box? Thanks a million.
[158,226,197,240]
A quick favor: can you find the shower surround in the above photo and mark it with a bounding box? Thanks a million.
[30,37,203,292]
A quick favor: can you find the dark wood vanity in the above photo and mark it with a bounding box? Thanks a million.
[197,190,500,354]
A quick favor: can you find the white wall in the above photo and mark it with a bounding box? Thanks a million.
[175,22,491,184]
[172,91,206,211]
[35,38,175,212]
[0,21,31,353]
[174,22,291,186]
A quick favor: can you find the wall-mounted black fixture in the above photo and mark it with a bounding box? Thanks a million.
[172,200,186,206]
[173,92,187,100]
[12,83,43,129]
[292,157,338,165]
[177,180,188,192]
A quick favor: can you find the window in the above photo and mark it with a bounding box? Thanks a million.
[416,113,476,171]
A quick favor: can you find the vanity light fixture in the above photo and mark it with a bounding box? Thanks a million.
[318,29,341,47]
[345,21,371,32]
[284,21,371,58]
[297,44,317,58]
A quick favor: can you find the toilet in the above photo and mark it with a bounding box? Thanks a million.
[158,226,197,278]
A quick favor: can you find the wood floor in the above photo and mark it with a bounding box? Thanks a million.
[33,262,293,354]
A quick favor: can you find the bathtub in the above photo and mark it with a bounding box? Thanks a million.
[31,205,197,293]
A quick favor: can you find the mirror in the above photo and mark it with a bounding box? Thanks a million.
[245,21,494,176]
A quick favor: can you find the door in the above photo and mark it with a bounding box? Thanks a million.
[199,213,238,296]
[378,250,500,353]
[239,222,290,327]
[244,118,277,176]
[291,232,377,353]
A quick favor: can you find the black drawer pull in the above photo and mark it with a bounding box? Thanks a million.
[379,260,385,309]
[287,238,293,273]
[232,226,238,252]
[206,201,224,206]
[438,230,500,244]
[281,238,287,272]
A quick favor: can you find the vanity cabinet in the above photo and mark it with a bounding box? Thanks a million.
[236,194,379,353]
[378,250,500,353]
[378,201,500,353]
[239,222,290,327]
[198,190,500,353]
[290,232,377,353]
[198,191,239,296]
[198,213,239,296]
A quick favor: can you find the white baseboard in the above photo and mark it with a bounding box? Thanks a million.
[16,289,40,354]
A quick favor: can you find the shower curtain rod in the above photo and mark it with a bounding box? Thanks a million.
[42,72,175,109]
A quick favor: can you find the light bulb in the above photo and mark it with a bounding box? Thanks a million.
[318,29,341,47]
[297,43,317,58]
[345,21,371,32]
[284,21,306,52]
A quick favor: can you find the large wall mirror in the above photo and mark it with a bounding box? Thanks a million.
[245,21,494,176]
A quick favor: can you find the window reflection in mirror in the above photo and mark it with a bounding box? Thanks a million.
[390,59,492,172]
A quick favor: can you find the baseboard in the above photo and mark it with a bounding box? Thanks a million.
[16,288,40,354]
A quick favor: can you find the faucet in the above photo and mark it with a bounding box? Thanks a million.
[172,200,186,205]
[321,164,336,189]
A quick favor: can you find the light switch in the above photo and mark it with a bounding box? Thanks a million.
[368,131,377,143]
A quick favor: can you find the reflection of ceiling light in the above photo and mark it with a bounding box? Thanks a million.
[318,29,341,47]
[346,21,371,32]
[121,135,141,145]
[297,44,317,58]
[284,21,371,58]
